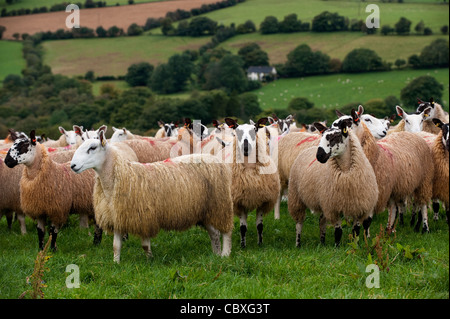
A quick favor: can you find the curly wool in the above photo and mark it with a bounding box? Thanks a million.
[120,138,175,163]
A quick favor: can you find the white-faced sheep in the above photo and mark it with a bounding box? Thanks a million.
[43,126,83,148]
[4,130,101,251]
[288,120,379,247]
[221,118,280,248]
[70,131,234,263]
[155,120,179,138]
[417,98,449,134]
[333,107,435,234]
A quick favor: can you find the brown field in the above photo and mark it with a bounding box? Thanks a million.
[0,0,220,39]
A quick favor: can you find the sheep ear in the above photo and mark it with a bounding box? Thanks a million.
[212,120,220,128]
[396,106,406,119]
[351,108,360,125]
[432,118,444,128]
[73,125,83,137]
[357,105,364,116]
[429,97,434,106]
[338,120,350,137]
[30,130,37,145]
[158,120,165,127]
[417,98,424,104]
[112,126,118,132]
[8,129,19,141]
[313,122,328,134]
[249,119,256,126]
[423,106,432,119]
[98,125,107,134]
[59,126,67,135]
[99,130,107,148]
[335,110,345,118]
[225,118,238,130]
[256,118,269,130]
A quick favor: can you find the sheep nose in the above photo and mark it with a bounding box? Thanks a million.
[316,147,330,164]
[383,131,387,135]
[71,164,77,170]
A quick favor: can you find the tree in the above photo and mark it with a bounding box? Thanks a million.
[394,59,406,69]
[96,26,107,37]
[236,20,256,34]
[203,54,248,93]
[381,25,393,36]
[395,17,411,35]
[127,23,143,36]
[167,53,194,92]
[161,18,175,36]
[418,38,449,68]
[260,16,279,34]
[342,48,384,73]
[441,25,449,35]
[288,97,314,112]
[0,25,6,39]
[188,16,217,36]
[408,54,421,68]
[125,62,154,87]
[400,75,443,108]
[414,20,425,34]
[84,70,95,82]
[312,11,348,32]
[284,44,330,77]
[238,43,269,69]
[279,13,302,33]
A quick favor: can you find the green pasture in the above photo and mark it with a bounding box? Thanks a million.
[0,40,25,82]
[253,68,449,110]
[0,202,448,299]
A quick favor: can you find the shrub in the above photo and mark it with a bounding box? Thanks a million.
[236,20,256,34]
[441,25,449,35]
[400,75,443,108]
[238,43,269,69]
[127,23,143,36]
[125,62,154,87]
[279,14,302,33]
[312,11,348,32]
[394,17,411,35]
[188,17,217,36]
[342,48,384,73]
[260,16,279,34]
[418,38,449,68]
[285,44,330,77]
[381,25,393,36]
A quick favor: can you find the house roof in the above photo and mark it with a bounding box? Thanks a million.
[247,66,275,74]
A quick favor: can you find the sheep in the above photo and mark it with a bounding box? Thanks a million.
[288,120,379,247]
[70,131,234,263]
[4,130,101,251]
[274,131,322,219]
[221,118,280,248]
[43,126,83,148]
[154,120,179,138]
[120,138,175,163]
[173,118,210,157]
[417,98,449,134]
[75,125,107,142]
[333,107,435,234]
[0,157,26,234]
[268,114,295,135]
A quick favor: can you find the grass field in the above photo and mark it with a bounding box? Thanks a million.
[0,40,25,82]
[0,202,448,299]
[254,68,450,111]
[201,0,449,33]
[42,35,211,77]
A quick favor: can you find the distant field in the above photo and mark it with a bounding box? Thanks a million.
[201,0,449,33]
[42,35,211,77]
[0,40,25,82]
[254,68,449,111]
[0,0,166,11]
[219,33,450,65]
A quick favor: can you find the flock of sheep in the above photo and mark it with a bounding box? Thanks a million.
[0,98,448,263]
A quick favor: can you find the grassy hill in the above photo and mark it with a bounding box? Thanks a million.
[0,40,26,82]
[254,68,449,111]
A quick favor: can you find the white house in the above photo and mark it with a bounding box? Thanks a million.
[247,66,277,81]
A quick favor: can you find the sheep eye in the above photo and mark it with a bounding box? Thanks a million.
[406,120,409,124]
[87,146,97,153]
[365,118,371,122]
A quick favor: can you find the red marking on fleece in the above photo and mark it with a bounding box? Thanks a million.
[47,148,57,152]
[308,158,317,167]
[378,143,394,161]
[296,135,319,147]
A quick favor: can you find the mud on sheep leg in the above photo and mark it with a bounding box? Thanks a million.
[206,224,222,255]
[141,238,152,259]
[37,217,46,251]
[239,212,248,249]
[334,220,343,247]
[113,232,123,264]
[49,224,59,252]
[432,201,441,221]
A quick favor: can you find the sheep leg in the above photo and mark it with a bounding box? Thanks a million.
[363,215,373,238]
[5,212,13,230]
[352,220,361,238]
[432,201,440,221]
[79,214,89,228]
[239,212,248,249]
[397,204,405,226]
[113,232,123,264]
[334,220,343,247]
[221,231,232,257]
[256,210,264,246]
[49,224,59,252]
[206,224,222,255]
[274,191,282,220]
[141,238,152,259]
[17,213,27,235]
[37,217,46,251]
[387,201,397,232]
[410,205,417,227]
[319,214,326,245]
[419,205,429,234]
[93,224,103,246]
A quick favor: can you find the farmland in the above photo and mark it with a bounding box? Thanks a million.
[0,40,25,81]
